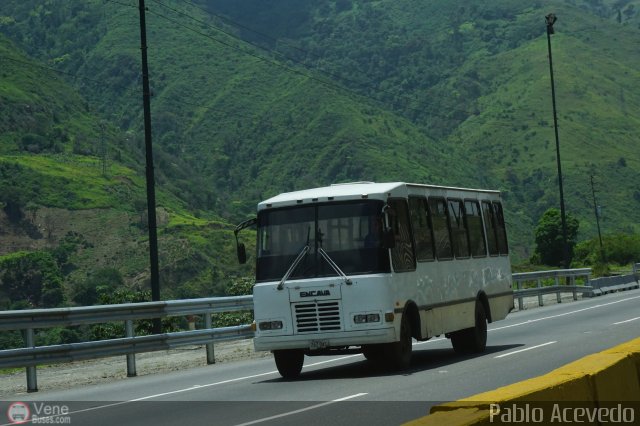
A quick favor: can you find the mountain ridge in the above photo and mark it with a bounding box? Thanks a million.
[1,0,639,306]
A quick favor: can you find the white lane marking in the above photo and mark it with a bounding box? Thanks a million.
[415,337,446,345]
[38,353,373,419]
[490,294,640,332]
[131,370,278,401]
[28,370,283,423]
[233,393,368,426]
[295,338,446,371]
[613,316,640,325]
[494,341,557,358]
[304,354,360,367]
[133,354,364,401]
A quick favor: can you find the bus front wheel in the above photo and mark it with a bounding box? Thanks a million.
[385,314,412,370]
[362,344,385,363]
[273,349,304,379]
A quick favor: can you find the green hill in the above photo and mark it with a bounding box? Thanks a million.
[203,0,640,256]
[1,0,639,308]
[0,34,252,306]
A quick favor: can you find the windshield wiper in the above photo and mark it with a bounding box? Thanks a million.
[277,245,310,290]
[318,248,352,285]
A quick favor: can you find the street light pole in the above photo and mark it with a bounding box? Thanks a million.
[545,13,570,269]
[590,174,605,263]
[138,0,161,332]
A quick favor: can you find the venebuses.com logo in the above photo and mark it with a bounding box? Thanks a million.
[6,402,71,424]
[6,402,30,424]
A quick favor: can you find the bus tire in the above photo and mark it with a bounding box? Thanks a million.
[273,349,304,379]
[362,344,385,363]
[385,314,412,370]
[451,300,487,354]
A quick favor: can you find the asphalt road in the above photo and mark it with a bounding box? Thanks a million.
[4,288,640,426]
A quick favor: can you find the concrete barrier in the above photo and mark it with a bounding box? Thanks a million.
[404,337,640,425]
[588,274,639,297]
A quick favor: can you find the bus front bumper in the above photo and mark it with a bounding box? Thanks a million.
[253,327,397,352]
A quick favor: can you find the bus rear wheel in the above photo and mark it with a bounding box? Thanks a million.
[273,349,304,379]
[451,300,487,354]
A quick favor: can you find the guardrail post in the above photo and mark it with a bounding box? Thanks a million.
[571,275,577,300]
[205,313,215,364]
[25,328,37,392]
[516,280,524,310]
[125,320,137,377]
[537,279,543,306]
[555,275,561,303]
[585,272,590,294]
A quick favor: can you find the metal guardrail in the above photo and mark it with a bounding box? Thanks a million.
[0,296,254,392]
[512,268,640,310]
[512,268,592,310]
[3,268,639,393]
[0,295,253,330]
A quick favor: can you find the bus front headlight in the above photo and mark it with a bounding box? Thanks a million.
[258,320,283,331]
[353,313,380,324]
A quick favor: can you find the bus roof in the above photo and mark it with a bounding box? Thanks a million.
[258,182,501,210]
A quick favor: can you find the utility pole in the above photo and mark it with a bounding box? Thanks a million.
[545,13,570,269]
[100,121,107,176]
[138,0,161,332]
[590,174,605,263]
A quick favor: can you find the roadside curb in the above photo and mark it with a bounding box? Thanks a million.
[404,337,640,425]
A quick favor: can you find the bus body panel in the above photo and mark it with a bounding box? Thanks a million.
[381,254,512,339]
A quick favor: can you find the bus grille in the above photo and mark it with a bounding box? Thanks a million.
[293,301,342,333]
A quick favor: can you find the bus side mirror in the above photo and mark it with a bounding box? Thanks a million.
[237,243,247,264]
[234,217,256,264]
[382,228,395,249]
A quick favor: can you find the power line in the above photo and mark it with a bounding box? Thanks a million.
[103,0,137,8]
[175,0,321,60]
[1,55,107,86]
[149,0,384,103]
[103,0,526,132]
[143,1,523,129]
[144,7,358,101]
[147,2,409,108]
[169,2,590,134]
[7,0,582,134]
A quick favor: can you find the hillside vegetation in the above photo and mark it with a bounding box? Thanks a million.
[0,0,639,310]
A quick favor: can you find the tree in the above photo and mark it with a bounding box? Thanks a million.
[72,267,124,306]
[532,208,580,267]
[0,251,64,309]
[212,276,254,327]
[1,186,25,223]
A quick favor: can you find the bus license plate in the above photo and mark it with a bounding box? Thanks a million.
[310,340,329,350]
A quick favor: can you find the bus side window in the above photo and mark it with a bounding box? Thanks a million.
[493,202,509,255]
[408,197,435,261]
[428,197,453,260]
[448,199,470,258]
[388,199,416,272]
[482,201,498,256]
[464,200,487,257]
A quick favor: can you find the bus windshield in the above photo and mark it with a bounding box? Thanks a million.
[256,200,390,282]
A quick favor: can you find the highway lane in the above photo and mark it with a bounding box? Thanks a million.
[5,288,639,426]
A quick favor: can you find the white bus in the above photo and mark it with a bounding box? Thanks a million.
[235,182,513,378]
